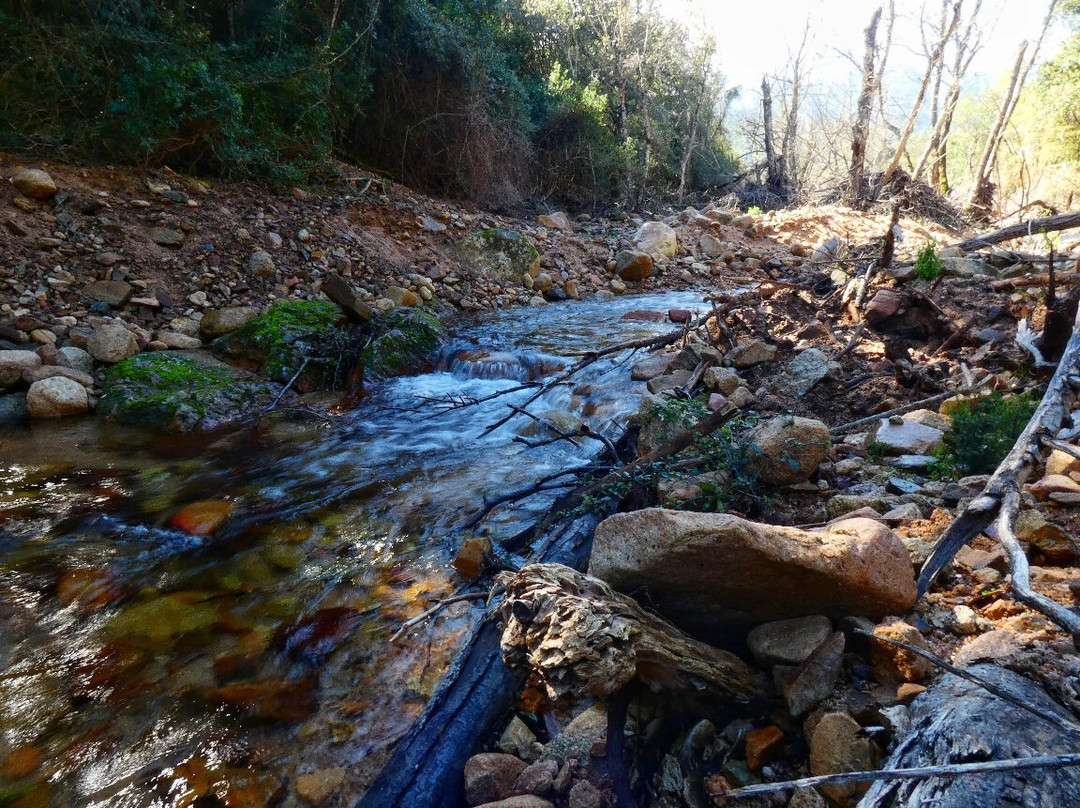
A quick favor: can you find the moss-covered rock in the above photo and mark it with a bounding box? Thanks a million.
[361,308,444,379]
[99,353,279,431]
[210,301,346,388]
[460,227,540,280]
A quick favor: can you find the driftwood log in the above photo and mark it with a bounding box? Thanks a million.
[953,211,1080,251]
[354,512,603,808]
[496,563,762,703]
[857,665,1080,807]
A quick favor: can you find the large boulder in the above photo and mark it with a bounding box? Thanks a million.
[589,510,917,638]
[87,322,139,363]
[10,168,57,200]
[747,415,831,485]
[26,377,89,418]
[460,228,540,280]
[99,353,279,432]
[615,250,653,282]
[633,221,678,259]
[0,350,43,388]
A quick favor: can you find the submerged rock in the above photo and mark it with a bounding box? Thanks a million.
[589,510,917,638]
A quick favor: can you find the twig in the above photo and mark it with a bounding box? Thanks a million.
[856,628,1080,737]
[462,467,595,530]
[419,383,541,419]
[1042,435,1080,460]
[508,404,581,447]
[836,322,867,359]
[830,389,962,435]
[996,482,1080,640]
[389,592,488,643]
[709,754,1080,800]
[268,356,311,410]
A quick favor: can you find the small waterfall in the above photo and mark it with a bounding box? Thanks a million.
[436,343,569,381]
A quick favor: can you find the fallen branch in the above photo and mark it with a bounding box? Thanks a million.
[917,302,1080,594]
[709,754,1080,801]
[952,211,1080,252]
[390,592,489,643]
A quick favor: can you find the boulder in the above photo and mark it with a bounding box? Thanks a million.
[200,306,259,337]
[769,348,830,398]
[0,350,43,388]
[10,168,57,200]
[460,228,540,280]
[746,415,831,485]
[87,322,139,363]
[633,221,678,258]
[873,417,944,455]
[83,280,134,308]
[703,366,741,395]
[699,233,725,258]
[747,615,832,665]
[726,339,777,368]
[615,250,654,282]
[464,754,527,806]
[537,212,571,230]
[589,510,918,638]
[55,346,95,375]
[26,377,89,418]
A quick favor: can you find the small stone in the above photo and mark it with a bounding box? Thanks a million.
[149,227,185,247]
[538,212,571,230]
[84,280,135,308]
[633,221,677,258]
[55,346,95,375]
[296,767,346,805]
[896,682,926,703]
[953,629,1018,666]
[744,726,785,770]
[567,780,603,808]
[781,632,845,717]
[630,354,674,381]
[0,350,43,388]
[872,620,932,683]
[888,454,936,470]
[727,339,777,368]
[169,500,236,536]
[747,415,831,485]
[703,366,741,395]
[465,754,527,806]
[87,322,139,363]
[384,286,421,307]
[747,615,832,665]
[769,348,829,398]
[200,307,259,337]
[472,798,554,808]
[512,759,558,797]
[873,418,944,455]
[11,168,57,199]
[498,716,541,762]
[614,250,653,282]
[0,745,43,779]
[809,712,875,806]
[952,605,978,634]
[26,376,90,418]
[249,250,276,277]
[155,331,203,350]
[453,537,492,581]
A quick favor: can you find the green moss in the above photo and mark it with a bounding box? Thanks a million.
[361,308,444,379]
[211,300,345,384]
[460,227,540,280]
[101,353,275,431]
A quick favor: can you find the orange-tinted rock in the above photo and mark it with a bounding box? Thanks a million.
[745,726,785,770]
[275,607,361,663]
[169,500,236,535]
[57,568,125,611]
[202,677,317,722]
[0,745,43,779]
[453,537,493,581]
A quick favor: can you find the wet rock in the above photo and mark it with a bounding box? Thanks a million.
[149,227,185,247]
[615,250,653,282]
[746,415,831,485]
[453,537,493,581]
[780,632,845,717]
[202,676,317,722]
[248,250,276,277]
[276,607,361,664]
[512,759,558,797]
[88,322,139,363]
[57,568,124,612]
[26,376,89,418]
[747,615,832,665]
[872,620,933,683]
[296,767,346,805]
[0,393,30,424]
[630,354,673,381]
[769,348,830,398]
[809,712,875,806]
[100,353,279,431]
[727,339,777,368]
[590,511,917,638]
[744,726,785,770]
[10,168,57,199]
[169,500,236,536]
[84,280,134,308]
[110,591,223,644]
[0,350,43,388]
[0,745,43,779]
[499,716,542,762]
[634,221,677,258]
[567,781,603,808]
[465,754,528,806]
[473,797,554,808]
[873,417,944,455]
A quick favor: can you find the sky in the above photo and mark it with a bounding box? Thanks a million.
[656,0,1070,111]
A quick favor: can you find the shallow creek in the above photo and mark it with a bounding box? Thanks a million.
[0,291,712,807]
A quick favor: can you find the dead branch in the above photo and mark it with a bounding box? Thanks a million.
[918,303,1080,594]
[992,272,1079,291]
[390,592,489,643]
[996,482,1080,639]
[496,563,761,702]
[709,754,1080,801]
[830,386,981,435]
[419,382,541,419]
[952,212,1080,252]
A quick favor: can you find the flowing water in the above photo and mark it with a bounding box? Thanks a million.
[0,291,712,807]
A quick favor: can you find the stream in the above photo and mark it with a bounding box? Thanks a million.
[0,290,713,808]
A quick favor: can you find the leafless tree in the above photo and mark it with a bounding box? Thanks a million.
[848,6,884,204]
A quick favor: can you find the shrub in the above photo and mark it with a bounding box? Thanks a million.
[914,244,943,280]
[936,393,1038,476]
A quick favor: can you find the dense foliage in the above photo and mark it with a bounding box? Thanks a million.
[0,0,737,207]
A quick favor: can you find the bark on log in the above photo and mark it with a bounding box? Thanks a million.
[857,665,1080,807]
[354,512,604,808]
[951,212,1080,252]
[497,563,762,703]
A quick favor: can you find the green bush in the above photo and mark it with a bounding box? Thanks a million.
[914,244,943,280]
[936,393,1038,476]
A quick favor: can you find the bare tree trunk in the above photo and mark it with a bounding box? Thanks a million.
[881,2,961,186]
[781,21,809,192]
[967,41,1028,216]
[762,76,782,196]
[677,39,714,204]
[849,6,883,205]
